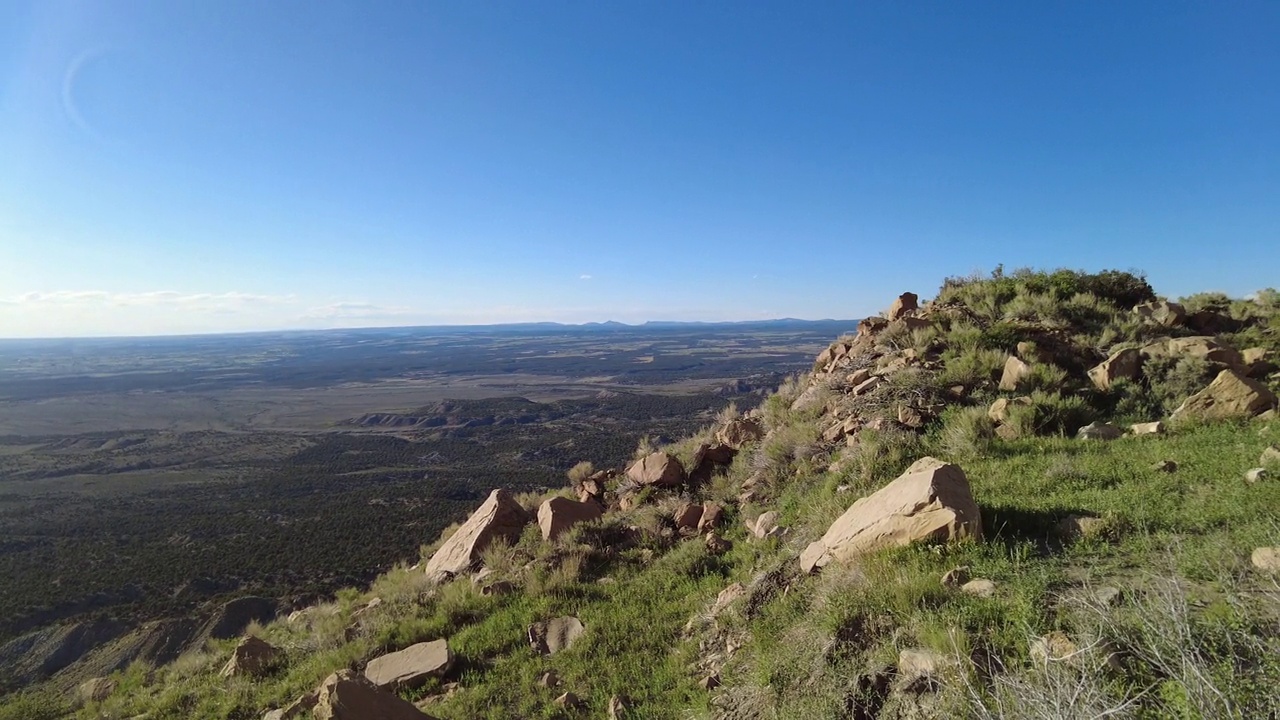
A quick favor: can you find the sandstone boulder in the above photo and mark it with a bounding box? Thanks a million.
[1077,421,1123,441]
[1262,445,1280,466]
[365,639,453,691]
[697,502,724,531]
[857,316,889,337]
[998,356,1032,392]
[78,677,116,704]
[940,566,970,588]
[960,579,997,598]
[673,502,703,530]
[528,616,585,655]
[221,635,283,678]
[1252,547,1280,573]
[313,670,437,720]
[888,292,919,321]
[1243,348,1275,378]
[1133,300,1185,328]
[1030,631,1078,665]
[1244,468,1269,484]
[716,418,765,449]
[988,396,1031,424]
[1162,335,1239,366]
[423,489,530,577]
[1172,369,1277,421]
[1088,348,1142,390]
[626,452,686,488]
[1130,421,1164,436]
[800,458,981,573]
[852,376,884,396]
[537,497,603,541]
[751,511,781,539]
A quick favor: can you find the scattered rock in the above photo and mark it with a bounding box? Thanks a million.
[312,670,437,720]
[697,502,724,531]
[537,496,604,540]
[897,648,954,684]
[988,396,1030,424]
[846,368,872,386]
[423,489,530,577]
[538,670,561,688]
[1092,585,1123,606]
[852,376,884,396]
[888,292,918,321]
[78,677,116,704]
[1244,468,1269,484]
[704,532,731,555]
[607,695,631,719]
[1243,347,1275,378]
[1251,547,1280,573]
[960,579,997,598]
[1058,515,1107,540]
[1261,445,1280,466]
[858,316,889,337]
[1157,336,1245,368]
[364,639,453,691]
[699,673,721,690]
[1088,348,1142,391]
[1030,631,1078,665]
[1152,460,1178,473]
[554,692,582,709]
[711,583,746,617]
[1129,421,1164,436]
[221,635,283,678]
[1077,421,1123,441]
[801,457,981,573]
[940,566,971,588]
[751,511,781,539]
[998,356,1032,392]
[528,616,585,655]
[479,580,514,596]
[1173,369,1277,421]
[673,502,704,530]
[791,385,826,412]
[626,452,686,488]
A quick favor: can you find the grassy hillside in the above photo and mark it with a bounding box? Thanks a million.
[8,269,1279,720]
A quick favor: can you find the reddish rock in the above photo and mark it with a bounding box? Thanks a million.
[626,452,686,488]
[537,496,604,541]
[423,489,530,577]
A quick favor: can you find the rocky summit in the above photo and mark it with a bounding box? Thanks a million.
[10,269,1280,720]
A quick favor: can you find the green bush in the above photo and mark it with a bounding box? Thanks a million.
[937,405,996,458]
[1005,391,1094,437]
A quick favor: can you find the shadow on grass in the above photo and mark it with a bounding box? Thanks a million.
[981,504,1091,554]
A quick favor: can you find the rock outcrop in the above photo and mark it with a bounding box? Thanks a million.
[1172,369,1277,421]
[537,496,603,540]
[310,669,437,720]
[423,489,530,577]
[801,458,981,573]
[364,639,453,691]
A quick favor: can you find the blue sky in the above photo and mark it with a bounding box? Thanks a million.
[1,1,1277,337]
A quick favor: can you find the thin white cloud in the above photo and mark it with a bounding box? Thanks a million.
[302,302,416,321]
[579,274,593,280]
[8,290,295,309]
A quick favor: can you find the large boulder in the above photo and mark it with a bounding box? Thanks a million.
[1133,300,1185,328]
[998,356,1032,392]
[1172,369,1277,421]
[528,616,585,655]
[1087,348,1142,390]
[220,635,282,678]
[423,489,530,577]
[800,458,981,573]
[364,639,453,691]
[888,292,918,321]
[314,670,437,720]
[78,677,116,704]
[626,452,685,488]
[537,497,603,541]
[715,418,764,449]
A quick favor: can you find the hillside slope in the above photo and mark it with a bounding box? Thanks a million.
[8,269,1280,720]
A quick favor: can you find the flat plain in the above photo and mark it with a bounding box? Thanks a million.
[0,320,852,681]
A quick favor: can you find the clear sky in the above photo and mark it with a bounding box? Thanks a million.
[1,1,1277,338]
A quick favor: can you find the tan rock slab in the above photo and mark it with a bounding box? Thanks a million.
[801,457,981,573]
[364,639,453,691]
[537,496,603,540]
[423,489,530,577]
